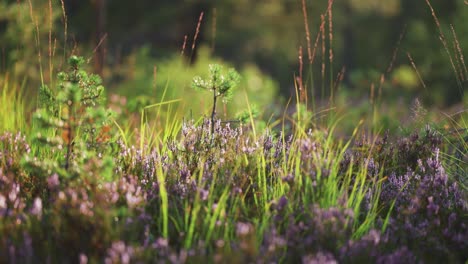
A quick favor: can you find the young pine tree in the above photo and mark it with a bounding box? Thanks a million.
[192,64,241,136]
[24,56,114,179]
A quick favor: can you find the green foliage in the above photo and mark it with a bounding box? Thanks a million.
[192,64,241,103]
[391,65,420,90]
[127,95,154,113]
[24,56,114,179]
[0,76,27,133]
[38,85,58,116]
[236,104,259,124]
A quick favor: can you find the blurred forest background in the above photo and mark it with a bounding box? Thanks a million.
[0,0,467,131]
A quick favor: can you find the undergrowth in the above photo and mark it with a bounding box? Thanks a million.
[0,59,466,263]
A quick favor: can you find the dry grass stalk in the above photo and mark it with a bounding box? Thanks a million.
[424,0,461,87]
[310,28,321,66]
[450,24,467,81]
[377,26,406,102]
[48,0,53,83]
[28,0,44,86]
[407,52,427,90]
[452,41,464,82]
[48,1,52,58]
[297,46,307,104]
[321,15,326,86]
[333,66,346,96]
[378,74,385,100]
[328,0,334,104]
[191,12,204,54]
[298,46,303,85]
[301,0,312,63]
[211,8,217,52]
[309,3,333,66]
[60,0,68,61]
[181,35,188,56]
[91,34,108,55]
[53,38,57,58]
[386,25,406,74]
[71,36,78,55]
[328,0,334,64]
[153,66,157,90]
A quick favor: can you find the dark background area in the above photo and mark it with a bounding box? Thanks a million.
[0,0,467,107]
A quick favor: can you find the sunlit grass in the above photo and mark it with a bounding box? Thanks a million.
[0,74,28,133]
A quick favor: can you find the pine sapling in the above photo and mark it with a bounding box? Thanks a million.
[192,64,240,137]
[25,56,114,178]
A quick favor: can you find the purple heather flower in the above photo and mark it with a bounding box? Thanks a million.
[199,188,209,201]
[0,194,6,211]
[276,196,288,211]
[47,173,60,189]
[30,197,43,218]
[376,247,416,264]
[104,241,135,264]
[236,222,254,237]
[426,196,439,216]
[233,187,243,194]
[282,173,295,184]
[79,253,88,264]
[416,159,425,173]
[263,133,274,152]
[302,251,337,264]
[426,148,442,172]
[367,158,379,176]
[8,182,19,202]
[154,237,169,248]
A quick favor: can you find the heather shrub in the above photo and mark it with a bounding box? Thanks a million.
[0,133,40,262]
[0,132,48,203]
[1,108,467,262]
[379,147,468,262]
[325,125,468,262]
[0,132,30,174]
[267,205,355,262]
[338,230,418,264]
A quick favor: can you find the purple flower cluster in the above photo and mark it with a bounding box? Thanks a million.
[0,132,31,171]
[258,205,355,262]
[380,148,468,262]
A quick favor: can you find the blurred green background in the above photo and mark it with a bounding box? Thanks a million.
[0,0,466,129]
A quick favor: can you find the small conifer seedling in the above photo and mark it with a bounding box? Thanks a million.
[192,64,240,137]
[25,56,114,178]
